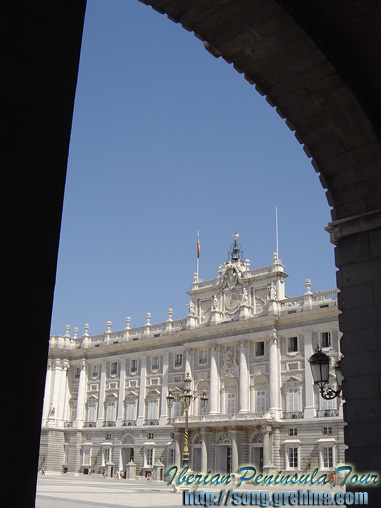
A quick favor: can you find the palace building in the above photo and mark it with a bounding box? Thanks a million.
[40,238,345,478]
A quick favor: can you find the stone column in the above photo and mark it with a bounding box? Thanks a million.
[57,360,69,426]
[117,359,126,423]
[160,353,169,424]
[175,431,182,468]
[201,428,208,472]
[76,359,87,428]
[50,359,62,423]
[209,344,219,414]
[42,359,53,425]
[97,362,106,424]
[239,341,249,413]
[262,426,274,470]
[231,430,239,473]
[137,356,147,425]
[269,331,280,418]
[303,332,315,418]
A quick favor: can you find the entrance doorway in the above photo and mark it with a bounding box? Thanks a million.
[216,446,232,473]
[251,447,263,472]
[121,447,134,471]
[193,447,201,472]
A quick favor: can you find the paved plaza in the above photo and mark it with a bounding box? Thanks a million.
[35,474,347,508]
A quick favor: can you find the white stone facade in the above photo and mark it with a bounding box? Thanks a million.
[40,241,345,478]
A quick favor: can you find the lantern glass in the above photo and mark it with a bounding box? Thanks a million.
[334,360,343,388]
[200,390,208,409]
[184,372,192,390]
[184,390,192,406]
[167,389,174,408]
[309,349,330,385]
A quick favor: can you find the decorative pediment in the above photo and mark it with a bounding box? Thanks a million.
[285,376,303,383]
[125,390,138,398]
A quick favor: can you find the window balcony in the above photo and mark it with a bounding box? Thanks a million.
[122,420,137,426]
[83,422,97,427]
[145,419,159,426]
[282,411,304,419]
[316,409,339,418]
[64,421,73,428]
[102,420,116,427]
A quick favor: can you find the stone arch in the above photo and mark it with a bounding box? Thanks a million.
[250,432,264,444]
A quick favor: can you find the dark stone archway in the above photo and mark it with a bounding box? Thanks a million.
[2,1,380,505]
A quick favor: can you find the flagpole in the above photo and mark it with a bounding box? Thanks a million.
[196,231,200,280]
[275,207,279,257]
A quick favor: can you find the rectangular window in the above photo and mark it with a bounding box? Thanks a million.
[199,350,208,365]
[287,387,300,412]
[125,399,137,421]
[255,342,265,357]
[323,447,333,468]
[321,332,331,348]
[289,428,298,436]
[227,393,236,414]
[173,401,183,418]
[131,359,138,374]
[255,390,267,413]
[151,356,159,371]
[83,448,91,466]
[104,448,111,464]
[169,448,175,465]
[288,337,298,353]
[174,353,183,368]
[110,362,118,376]
[288,447,299,469]
[105,401,116,422]
[105,433,112,441]
[87,402,97,423]
[147,432,154,439]
[147,398,159,420]
[75,368,80,379]
[146,448,153,466]
[70,404,77,422]
[92,365,99,378]
[323,426,333,435]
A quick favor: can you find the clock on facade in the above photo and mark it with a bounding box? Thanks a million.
[225,291,240,312]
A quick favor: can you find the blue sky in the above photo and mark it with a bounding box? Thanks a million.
[50,0,336,336]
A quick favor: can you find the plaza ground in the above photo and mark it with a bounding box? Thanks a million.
[36,474,347,508]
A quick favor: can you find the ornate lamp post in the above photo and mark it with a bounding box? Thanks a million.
[308,347,343,399]
[167,372,208,467]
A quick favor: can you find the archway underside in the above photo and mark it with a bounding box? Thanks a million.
[142,0,381,503]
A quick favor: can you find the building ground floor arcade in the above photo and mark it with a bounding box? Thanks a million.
[40,415,345,478]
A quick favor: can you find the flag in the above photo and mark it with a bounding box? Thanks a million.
[197,233,201,258]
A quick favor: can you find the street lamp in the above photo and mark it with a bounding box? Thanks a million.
[167,372,208,467]
[308,347,343,399]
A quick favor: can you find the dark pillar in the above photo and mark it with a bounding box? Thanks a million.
[1,2,86,506]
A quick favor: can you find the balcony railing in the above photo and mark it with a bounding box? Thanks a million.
[145,419,159,426]
[83,422,96,427]
[282,411,304,419]
[316,409,339,418]
[102,420,116,427]
[122,420,137,426]
[64,421,73,428]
